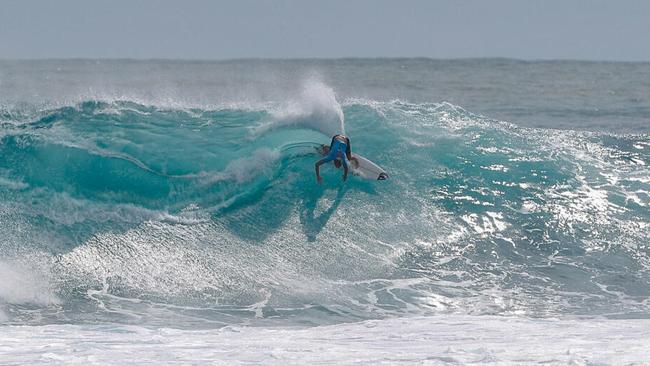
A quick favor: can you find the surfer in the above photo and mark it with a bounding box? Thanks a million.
[315,134,357,183]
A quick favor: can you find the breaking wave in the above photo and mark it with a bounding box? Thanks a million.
[0,85,648,327]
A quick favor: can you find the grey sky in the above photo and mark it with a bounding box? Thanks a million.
[1,0,648,61]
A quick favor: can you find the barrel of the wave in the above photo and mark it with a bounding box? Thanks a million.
[316,144,388,180]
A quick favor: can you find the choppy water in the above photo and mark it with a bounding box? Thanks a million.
[1,59,649,364]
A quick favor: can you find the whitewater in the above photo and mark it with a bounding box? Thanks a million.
[1,59,649,365]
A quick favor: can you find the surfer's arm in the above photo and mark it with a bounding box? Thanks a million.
[315,160,323,183]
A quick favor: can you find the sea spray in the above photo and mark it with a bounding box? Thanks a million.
[254,77,345,136]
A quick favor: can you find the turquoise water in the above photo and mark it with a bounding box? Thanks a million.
[0,60,649,328]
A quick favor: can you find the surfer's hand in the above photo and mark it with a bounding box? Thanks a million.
[317,176,323,184]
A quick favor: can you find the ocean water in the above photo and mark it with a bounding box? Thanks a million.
[0,59,649,364]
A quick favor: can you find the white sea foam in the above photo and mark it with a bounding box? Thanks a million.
[1,315,648,365]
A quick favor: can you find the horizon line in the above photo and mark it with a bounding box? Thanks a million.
[1,56,649,64]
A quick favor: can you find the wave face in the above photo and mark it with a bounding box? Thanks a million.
[0,62,649,328]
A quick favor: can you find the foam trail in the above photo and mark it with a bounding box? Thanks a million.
[224,149,280,183]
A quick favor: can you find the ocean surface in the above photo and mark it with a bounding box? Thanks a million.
[1,59,649,364]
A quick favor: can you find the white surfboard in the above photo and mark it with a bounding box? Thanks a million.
[316,144,388,181]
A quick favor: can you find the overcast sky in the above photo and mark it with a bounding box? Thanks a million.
[1,0,648,61]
